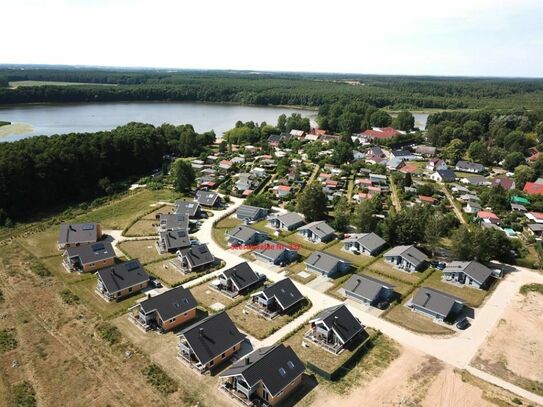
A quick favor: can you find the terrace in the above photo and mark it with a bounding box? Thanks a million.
[303,328,344,355]
[220,380,267,407]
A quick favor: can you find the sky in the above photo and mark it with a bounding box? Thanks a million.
[2,0,543,77]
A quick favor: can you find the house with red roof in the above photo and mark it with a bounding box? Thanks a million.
[525,212,543,224]
[524,182,543,196]
[417,195,436,205]
[274,185,292,198]
[477,211,500,225]
[359,127,402,141]
[492,177,515,191]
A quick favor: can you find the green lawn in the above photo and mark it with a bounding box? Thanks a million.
[215,216,243,229]
[118,239,173,265]
[281,233,329,251]
[212,228,230,249]
[358,269,414,298]
[423,270,487,307]
[324,242,376,268]
[368,259,432,285]
[384,305,454,335]
[144,259,199,287]
[16,226,61,259]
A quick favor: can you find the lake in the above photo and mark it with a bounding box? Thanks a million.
[0,101,318,142]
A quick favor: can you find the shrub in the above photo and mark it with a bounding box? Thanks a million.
[11,381,36,407]
[142,364,178,395]
[0,328,17,353]
[96,323,121,345]
[59,289,79,305]
[31,261,51,277]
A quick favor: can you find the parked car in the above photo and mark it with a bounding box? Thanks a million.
[149,278,162,289]
[456,318,470,330]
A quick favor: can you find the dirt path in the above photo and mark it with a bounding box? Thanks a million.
[388,175,402,212]
[439,183,467,225]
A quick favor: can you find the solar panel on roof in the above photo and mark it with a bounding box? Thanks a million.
[92,243,105,252]
[287,361,295,369]
[198,246,208,253]
[278,368,286,376]
[125,261,140,271]
[82,224,95,231]
[187,203,194,208]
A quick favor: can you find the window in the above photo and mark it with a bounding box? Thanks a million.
[184,312,188,316]
[287,361,295,369]
[278,368,286,376]
[221,352,226,359]
[209,360,214,367]
[128,287,133,293]
[232,346,236,351]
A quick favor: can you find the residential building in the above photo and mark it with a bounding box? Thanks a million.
[343,274,395,307]
[304,251,351,277]
[369,173,388,185]
[359,127,401,141]
[177,244,215,273]
[524,182,543,196]
[157,229,191,254]
[249,278,304,318]
[175,200,203,218]
[477,211,500,225]
[219,344,305,406]
[157,213,188,232]
[133,286,197,332]
[297,221,335,243]
[96,259,149,301]
[268,213,305,231]
[63,241,116,273]
[343,232,387,256]
[430,169,456,183]
[274,185,292,198]
[442,261,493,289]
[384,245,427,272]
[464,201,481,214]
[226,225,268,247]
[178,312,246,372]
[426,158,447,172]
[408,287,466,322]
[527,223,543,238]
[58,223,102,249]
[236,205,269,222]
[390,149,419,161]
[212,262,265,297]
[455,160,484,173]
[196,190,221,207]
[461,175,490,186]
[491,177,515,191]
[252,240,298,266]
[525,212,543,224]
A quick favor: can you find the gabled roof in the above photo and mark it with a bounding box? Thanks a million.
[259,278,304,311]
[343,274,394,302]
[220,344,305,397]
[477,211,499,220]
[97,259,148,294]
[65,241,115,265]
[196,191,220,206]
[384,245,427,267]
[158,213,189,231]
[139,286,197,321]
[180,312,245,365]
[297,221,335,239]
[179,244,214,267]
[523,182,543,196]
[492,177,515,190]
[305,251,350,274]
[361,127,400,139]
[310,304,364,344]
[227,225,265,243]
[58,223,100,245]
[436,169,456,182]
[220,262,262,292]
[411,287,465,318]
[159,229,191,251]
[271,212,305,228]
[236,205,268,220]
[455,160,484,172]
[345,232,387,253]
[174,200,201,217]
[442,261,493,285]
[253,240,296,262]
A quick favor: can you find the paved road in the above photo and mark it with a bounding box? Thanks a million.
[114,196,543,405]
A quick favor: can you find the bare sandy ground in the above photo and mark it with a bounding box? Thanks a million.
[474,290,543,383]
[0,122,33,137]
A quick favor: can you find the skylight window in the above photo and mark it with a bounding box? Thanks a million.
[287,361,295,369]
[278,368,286,376]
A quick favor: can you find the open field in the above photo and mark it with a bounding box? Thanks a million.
[368,259,433,285]
[16,226,61,258]
[423,269,489,307]
[190,281,235,310]
[144,259,197,287]
[471,287,543,396]
[384,304,454,336]
[118,239,172,265]
[324,242,376,268]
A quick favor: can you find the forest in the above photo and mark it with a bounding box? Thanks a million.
[0,122,215,224]
[2,66,543,109]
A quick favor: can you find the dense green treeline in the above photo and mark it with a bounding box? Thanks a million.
[0,122,215,224]
[2,67,543,109]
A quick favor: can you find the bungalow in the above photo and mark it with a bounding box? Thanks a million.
[390,150,419,161]
[63,241,116,273]
[426,158,447,172]
[343,232,387,256]
[511,203,527,212]
[236,205,268,222]
[297,221,335,243]
[417,195,436,205]
[458,194,480,203]
[386,157,404,171]
[369,173,388,185]
[58,223,102,250]
[464,201,481,214]
[304,134,319,142]
[511,196,530,206]
[178,312,246,372]
[384,245,427,272]
[196,191,221,207]
[219,160,233,171]
[359,127,401,141]
[252,167,267,178]
[304,251,351,277]
[524,182,543,197]
[528,223,543,238]
[249,278,304,317]
[235,174,253,192]
[290,129,305,138]
[343,274,395,307]
[226,225,268,247]
[219,344,305,406]
[525,212,543,224]
[96,259,149,301]
[492,177,515,191]
[442,261,493,289]
[212,262,265,297]
[306,305,366,353]
[451,185,471,194]
[268,212,305,231]
[175,200,203,218]
[157,213,188,232]
[408,287,466,322]
[252,240,298,266]
[231,156,245,165]
[274,185,292,198]
[455,160,484,174]
[157,229,191,254]
[177,244,215,273]
[430,169,456,183]
[134,286,198,332]
[267,133,291,147]
[477,211,500,225]
[415,145,437,156]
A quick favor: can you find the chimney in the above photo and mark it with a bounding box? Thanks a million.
[147,293,152,299]
[245,357,250,365]
[199,328,204,337]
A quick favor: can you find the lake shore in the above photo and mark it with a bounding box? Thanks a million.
[0,122,34,137]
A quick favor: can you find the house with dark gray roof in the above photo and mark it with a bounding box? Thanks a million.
[306,305,366,354]
[226,225,268,247]
[236,205,268,222]
[174,200,203,218]
[442,261,493,289]
[343,274,395,307]
[384,245,427,272]
[219,344,305,406]
[178,312,246,372]
[297,221,335,243]
[268,212,305,231]
[408,287,466,322]
[58,223,102,249]
[343,232,387,256]
[252,240,298,266]
[177,244,215,273]
[157,229,191,254]
[249,278,304,318]
[430,169,456,183]
[455,160,484,174]
[134,286,197,332]
[157,213,188,232]
[304,251,351,277]
[96,259,149,301]
[213,262,265,297]
[196,190,221,207]
[63,241,116,273]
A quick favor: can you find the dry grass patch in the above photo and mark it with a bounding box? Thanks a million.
[215,216,243,229]
[124,219,157,237]
[282,233,329,251]
[286,262,318,284]
[211,227,230,249]
[384,305,454,336]
[144,259,193,287]
[16,226,60,259]
[118,239,171,265]
[190,282,235,310]
[324,242,376,268]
